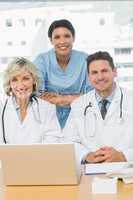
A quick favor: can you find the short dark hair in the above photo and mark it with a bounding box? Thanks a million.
[48,19,75,38]
[87,51,115,73]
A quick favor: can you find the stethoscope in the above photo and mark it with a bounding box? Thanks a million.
[83,87,124,137]
[1,95,41,144]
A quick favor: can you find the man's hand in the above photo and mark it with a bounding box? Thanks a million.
[85,151,106,163]
[95,146,127,162]
[85,146,126,163]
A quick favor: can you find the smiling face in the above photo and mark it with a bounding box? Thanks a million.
[10,67,34,101]
[88,59,117,97]
[50,27,74,58]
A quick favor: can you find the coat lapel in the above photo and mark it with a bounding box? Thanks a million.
[106,86,121,119]
[89,90,102,118]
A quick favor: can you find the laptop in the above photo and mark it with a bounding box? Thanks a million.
[0,143,81,186]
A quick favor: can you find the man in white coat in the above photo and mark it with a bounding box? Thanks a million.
[63,51,133,163]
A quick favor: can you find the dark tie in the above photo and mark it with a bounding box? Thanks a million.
[100,99,108,120]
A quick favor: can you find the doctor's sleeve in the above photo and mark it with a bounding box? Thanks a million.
[62,109,89,163]
[42,104,61,143]
[122,148,133,162]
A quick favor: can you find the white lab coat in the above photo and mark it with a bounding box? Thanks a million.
[0,96,61,144]
[63,85,133,162]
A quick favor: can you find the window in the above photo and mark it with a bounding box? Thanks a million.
[115,48,131,55]
[19,19,25,27]
[20,41,26,46]
[99,18,105,26]
[5,19,12,27]
[7,41,13,46]
[35,18,43,27]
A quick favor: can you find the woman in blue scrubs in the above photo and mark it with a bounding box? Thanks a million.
[34,19,92,129]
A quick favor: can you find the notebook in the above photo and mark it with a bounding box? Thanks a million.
[85,162,132,174]
[107,167,133,184]
[0,143,81,186]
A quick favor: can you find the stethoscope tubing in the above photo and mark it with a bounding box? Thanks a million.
[84,87,123,119]
[2,99,8,144]
[83,87,123,138]
[1,96,40,144]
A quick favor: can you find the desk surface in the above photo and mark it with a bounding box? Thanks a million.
[6,175,133,200]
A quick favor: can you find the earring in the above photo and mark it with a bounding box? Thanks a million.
[33,83,37,92]
[9,88,12,96]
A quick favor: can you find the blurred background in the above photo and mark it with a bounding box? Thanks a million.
[0,0,133,96]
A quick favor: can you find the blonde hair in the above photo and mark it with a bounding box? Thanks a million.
[3,57,41,96]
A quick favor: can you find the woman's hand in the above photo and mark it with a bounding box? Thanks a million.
[40,92,80,106]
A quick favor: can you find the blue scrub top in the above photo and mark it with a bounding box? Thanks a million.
[34,49,92,128]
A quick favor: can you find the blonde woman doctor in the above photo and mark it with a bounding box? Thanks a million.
[0,58,60,144]
[63,51,133,163]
